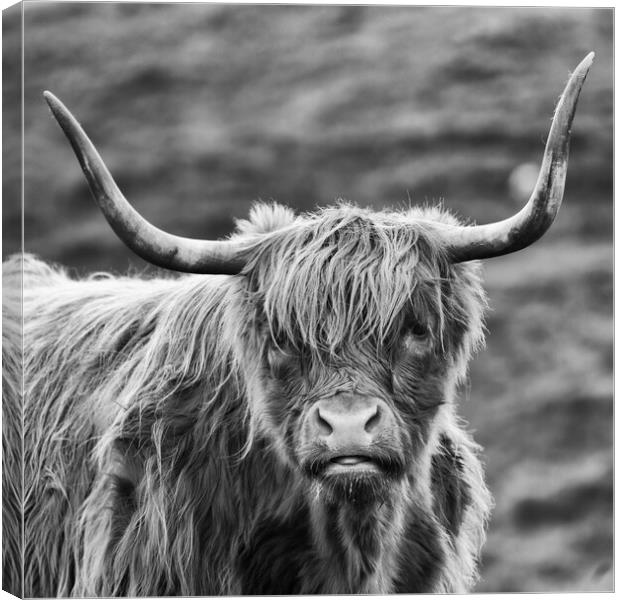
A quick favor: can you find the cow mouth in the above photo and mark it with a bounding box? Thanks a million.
[302,450,403,480]
[299,447,405,505]
[325,455,381,474]
[301,452,403,506]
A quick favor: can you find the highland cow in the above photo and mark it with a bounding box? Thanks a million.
[2,53,593,596]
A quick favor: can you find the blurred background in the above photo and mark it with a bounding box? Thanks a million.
[3,3,613,592]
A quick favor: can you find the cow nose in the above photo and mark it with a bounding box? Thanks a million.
[316,404,379,436]
[309,398,384,445]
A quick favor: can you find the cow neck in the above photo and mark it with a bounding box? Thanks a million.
[308,485,408,593]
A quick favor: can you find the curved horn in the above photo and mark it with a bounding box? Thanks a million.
[43,91,247,274]
[447,52,594,263]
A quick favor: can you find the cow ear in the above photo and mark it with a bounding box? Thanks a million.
[430,435,471,538]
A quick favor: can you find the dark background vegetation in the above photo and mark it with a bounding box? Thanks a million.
[3,3,613,593]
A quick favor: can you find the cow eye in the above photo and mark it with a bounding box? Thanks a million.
[407,321,429,338]
[403,318,430,340]
[266,343,298,378]
[401,319,432,353]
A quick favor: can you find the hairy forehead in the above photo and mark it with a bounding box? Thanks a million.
[238,203,484,356]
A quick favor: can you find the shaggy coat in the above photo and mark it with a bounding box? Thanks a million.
[3,203,492,596]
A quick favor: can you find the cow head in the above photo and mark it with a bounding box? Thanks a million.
[236,203,485,507]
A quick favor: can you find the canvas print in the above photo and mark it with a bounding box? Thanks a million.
[2,4,613,596]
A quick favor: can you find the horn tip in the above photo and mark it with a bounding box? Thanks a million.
[43,91,72,125]
[577,52,595,75]
[43,90,61,110]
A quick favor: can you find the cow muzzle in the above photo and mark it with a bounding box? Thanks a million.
[301,395,402,478]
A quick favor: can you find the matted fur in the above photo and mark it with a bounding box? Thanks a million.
[3,202,492,596]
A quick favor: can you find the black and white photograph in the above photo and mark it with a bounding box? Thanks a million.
[2,3,613,596]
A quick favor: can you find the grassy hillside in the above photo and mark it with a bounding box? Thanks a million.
[3,4,612,592]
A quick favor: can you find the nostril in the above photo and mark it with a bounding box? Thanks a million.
[315,409,333,436]
[364,406,381,433]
